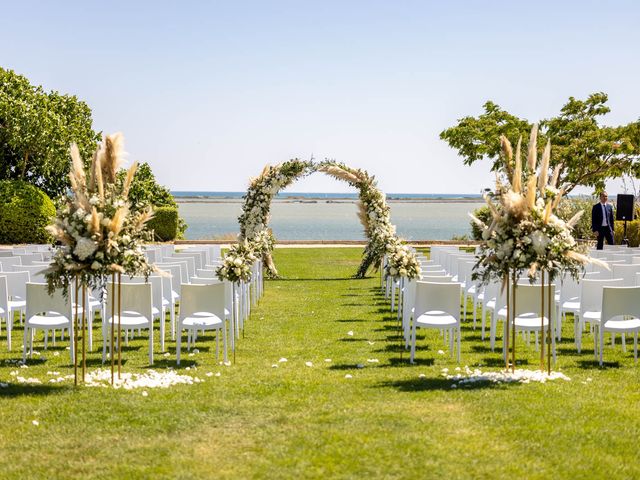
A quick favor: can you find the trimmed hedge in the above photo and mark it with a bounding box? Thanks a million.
[614,219,640,247]
[0,180,55,244]
[147,206,179,241]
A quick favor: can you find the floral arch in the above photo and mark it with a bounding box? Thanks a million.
[217,159,421,281]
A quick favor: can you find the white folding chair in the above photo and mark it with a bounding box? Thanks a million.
[410,281,462,363]
[3,271,30,342]
[598,286,640,365]
[23,283,74,362]
[577,278,624,353]
[503,284,557,363]
[176,283,228,365]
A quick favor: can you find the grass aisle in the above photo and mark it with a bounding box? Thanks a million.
[0,248,639,479]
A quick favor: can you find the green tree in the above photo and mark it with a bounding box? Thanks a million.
[119,162,187,237]
[440,93,640,193]
[0,67,100,198]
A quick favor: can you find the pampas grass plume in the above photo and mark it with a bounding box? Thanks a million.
[527,124,538,172]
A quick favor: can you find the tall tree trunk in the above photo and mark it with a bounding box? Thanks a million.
[20,151,29,178]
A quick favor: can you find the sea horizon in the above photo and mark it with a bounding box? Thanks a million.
[172,191,484,200]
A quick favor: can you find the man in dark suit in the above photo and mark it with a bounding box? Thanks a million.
[591,191,615,249]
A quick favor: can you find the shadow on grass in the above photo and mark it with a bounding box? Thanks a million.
[273,277,362,282]
[335,318,368,323]
[577,359,620,369]
[0,383,67,397]
[375,375,520,392]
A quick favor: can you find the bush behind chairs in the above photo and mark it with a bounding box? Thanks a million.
[0,180,55,244]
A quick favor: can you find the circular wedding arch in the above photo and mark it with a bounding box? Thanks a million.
[234,159,407,278]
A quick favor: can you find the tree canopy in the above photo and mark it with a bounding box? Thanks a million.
[0,67,100,198]
[440,93,640,193]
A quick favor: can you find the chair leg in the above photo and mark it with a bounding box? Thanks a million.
[22,326,28,362]
[222,320,228,363]
[176,324,182,365]
[457,326,461,363]
[149,323,154,365]
[599,326,604,366]
[410,323,417,364]
[102,322,107,364]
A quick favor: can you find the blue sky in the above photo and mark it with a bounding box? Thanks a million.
[2,0,639,193]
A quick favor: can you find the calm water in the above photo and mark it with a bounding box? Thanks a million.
[177,200,484,241]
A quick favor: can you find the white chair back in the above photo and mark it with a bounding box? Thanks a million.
[16,253,44,265]
[414,281,461,319]
[106,282,152,322]
[580,278,625,318]
[179,283,226,321]
[0,257,22,271]
[3,271,30,300]
[26,282,72,320]
[611,264,640,287]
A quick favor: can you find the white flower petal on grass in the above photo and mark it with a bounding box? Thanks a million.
[205,372,213,377]
[367,341,375,345]
[586,377,593,382]
[443,368,572,387]
[418,374,426,378]
[271,364,279,368]
[214,372,221,377]
[324,359,332,363]
[223,361,232,367]
[347,331,354,336]
[163,352,170,358]
[192,349,199,354]
[305,361,313,367]
[367,359,379,363]
[141,391,148,397]
[53,352,60,357]
[278,357,288,363]
[437,350,445,355]
[32,420,39,426]
[344,374,353,379]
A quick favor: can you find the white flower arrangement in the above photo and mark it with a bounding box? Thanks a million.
[384,240,422,280]
[471,125,603,285]
[215,240,257,283]
[45,134,155,295]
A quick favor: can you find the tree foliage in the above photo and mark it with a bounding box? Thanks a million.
[118,162,187,237]
[440,93,640,193]
[0,67,100,198]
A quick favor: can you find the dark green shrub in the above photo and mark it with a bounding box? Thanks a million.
[469,205,491,240]
[614,220,640,247]
[147,206,179,241]
[0,180,55,244]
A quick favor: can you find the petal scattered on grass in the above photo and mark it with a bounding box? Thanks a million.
[305,361,313,367]
[324,359,332,363]
[271,364,279,368]
[367,359,379,363]
[344,374,353,379]
[347,331,354,336]
[278,358,288,363]
[32,420,39,426]
[437,350,445,355]
[141,391,148,397]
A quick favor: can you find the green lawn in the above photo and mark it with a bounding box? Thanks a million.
[1,247,639,479]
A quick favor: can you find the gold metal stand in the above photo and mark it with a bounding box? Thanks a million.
[505,275,510,371]
[511,272,517,373]
[539,270,553,374]
[73,274,88,385]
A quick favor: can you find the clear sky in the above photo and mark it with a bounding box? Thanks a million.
[2,0,639,194]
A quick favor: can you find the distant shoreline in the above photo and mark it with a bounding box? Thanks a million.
[175,197,484,204]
